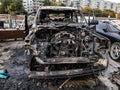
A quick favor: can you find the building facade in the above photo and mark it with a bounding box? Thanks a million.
[23,0,33,13]
[117,3,120,13]
[23,0,118,13]
[32,0,44,11]
[23,0,44,12]
[72,0,117,12]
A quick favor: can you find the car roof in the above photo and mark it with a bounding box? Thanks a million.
[38,6,78,11]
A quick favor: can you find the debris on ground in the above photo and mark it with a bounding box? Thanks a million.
[110,67,120,89]
[0,69,9,79]
[0,40,120,90]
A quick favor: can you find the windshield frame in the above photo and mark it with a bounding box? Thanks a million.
[32,7,88,28]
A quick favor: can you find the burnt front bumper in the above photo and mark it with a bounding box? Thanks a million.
[28,65,105,79]
[28,57,108,79]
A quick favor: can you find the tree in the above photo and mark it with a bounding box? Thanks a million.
[0,0,26,15]
[60,3,65,6]
[69,2,73,7]
[102,9,116,18]
[81,7,116,18]
[43,0,54,6]
[6,0,26,15]
[0,0,12,14]
[81,7,91,15]
[93,8,102,17]
[43,0,65,6]
[54,1,65,6]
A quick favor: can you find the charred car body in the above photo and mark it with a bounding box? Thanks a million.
[24,6,110,79]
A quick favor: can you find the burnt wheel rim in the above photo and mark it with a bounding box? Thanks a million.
[110,43,120,60]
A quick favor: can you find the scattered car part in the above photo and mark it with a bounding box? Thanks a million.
[0,69,9,79]
[57,77,97,90]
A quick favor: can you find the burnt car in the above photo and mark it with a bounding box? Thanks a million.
[96,21,120,61]
[24,6,110,79]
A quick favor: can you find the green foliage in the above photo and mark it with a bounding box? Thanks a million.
[93,8,102,17]
[0,0,12,14]
[60,3,65,6]
[43,0,54,6]
[81,7,116,18]
[0,0,26,15]
[82,7,91,15]
[69,2,73,7]
[43,0,65,6]
[102,9,116,17]
[54,1,65,6]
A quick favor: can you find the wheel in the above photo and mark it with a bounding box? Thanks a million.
[109,42,120,61]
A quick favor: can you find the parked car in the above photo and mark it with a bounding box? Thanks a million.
[96,21,120,61]
[24,6,109,79]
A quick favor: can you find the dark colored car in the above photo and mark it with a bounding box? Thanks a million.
[96,21,120,61]
[24,6,109,79]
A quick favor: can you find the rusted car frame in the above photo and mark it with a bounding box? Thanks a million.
[24,6,110,79]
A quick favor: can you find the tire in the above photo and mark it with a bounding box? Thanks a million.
[109,42,120,61]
